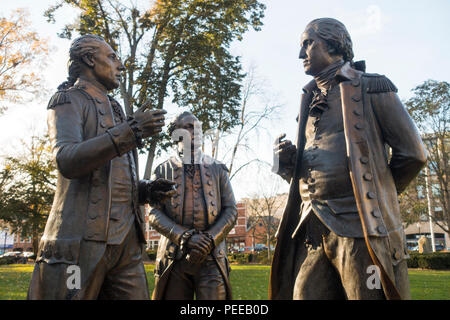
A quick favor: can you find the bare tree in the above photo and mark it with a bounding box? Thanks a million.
[204,65,282,180]
[243,174,286,260]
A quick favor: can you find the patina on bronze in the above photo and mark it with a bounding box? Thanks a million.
[27,34,175,300]
[271,18,427,300]
[149,111,237,300]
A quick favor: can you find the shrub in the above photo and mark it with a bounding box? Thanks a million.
[0,256,18,265]
[146,249,157,261]
[407,252,450,270]
[227,251,273,265]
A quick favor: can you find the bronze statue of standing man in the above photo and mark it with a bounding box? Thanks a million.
[149,111,237,300]
[271,18,427,300]
[28,34,174,299]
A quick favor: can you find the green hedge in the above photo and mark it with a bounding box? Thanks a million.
[227,252,273,265]
[407,252,450,270]
[0,256,18,265]
[146,249,157,261]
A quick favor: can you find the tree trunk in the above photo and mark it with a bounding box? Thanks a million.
[144,139,157,180]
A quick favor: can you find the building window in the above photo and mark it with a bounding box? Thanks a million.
[432,183,440,197]
[417,185,425,199]
[148,240,159,250]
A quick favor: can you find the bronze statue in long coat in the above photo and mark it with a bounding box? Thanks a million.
[271,18,427,300]
[28,35,173,299]
[149,112,237,300]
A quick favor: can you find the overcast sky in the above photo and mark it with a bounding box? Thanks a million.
[0,0,449,200]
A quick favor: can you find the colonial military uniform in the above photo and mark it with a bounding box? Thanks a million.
[149,153,237,300]
[271,62,427,300]
[28,78,150,300]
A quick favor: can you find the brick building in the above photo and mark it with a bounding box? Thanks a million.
[144,201,282,252]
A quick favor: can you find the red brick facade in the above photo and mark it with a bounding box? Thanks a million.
[144,202,280,252]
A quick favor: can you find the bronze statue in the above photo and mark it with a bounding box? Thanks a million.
[271,18,427,300]
[27,34,174,300]
[149,111,237,300]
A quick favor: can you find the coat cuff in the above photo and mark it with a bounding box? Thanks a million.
[106,122,137,156]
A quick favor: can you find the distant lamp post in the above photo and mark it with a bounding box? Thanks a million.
[3,228,8,255]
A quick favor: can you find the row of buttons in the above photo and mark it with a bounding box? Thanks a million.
[351,80,386,236]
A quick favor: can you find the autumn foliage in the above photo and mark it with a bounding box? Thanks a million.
[0,8,49,109]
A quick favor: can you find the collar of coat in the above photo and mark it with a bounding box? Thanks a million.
[302,61,365,94]
[172,150,206,167]
[74,78,110,103]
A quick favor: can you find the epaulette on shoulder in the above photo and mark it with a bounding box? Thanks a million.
[47,89,72,109]
[219,163,229,172]
[363,73,398,94]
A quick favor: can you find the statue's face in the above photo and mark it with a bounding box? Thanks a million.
[175,114,203,153]
[92,41,125,90]
[299,28,335,76]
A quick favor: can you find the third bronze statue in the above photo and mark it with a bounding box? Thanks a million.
[149,112,237,300]
[271,18,427,300]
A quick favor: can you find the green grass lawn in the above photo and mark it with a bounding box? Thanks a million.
[1,264,448,300]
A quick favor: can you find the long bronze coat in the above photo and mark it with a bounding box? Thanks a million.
[270,62,427,300]
[30,79,148,297]
[149,154,237,300]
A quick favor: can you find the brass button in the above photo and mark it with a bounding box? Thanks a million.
[377,225,386,234]
[352,95,361,102]
[207,180,212,186]
[371,209,381,218]
[95,98,102,104]
[86,232,94,239]
[355,123,364,130]
[360,156,369,164]
[99,109,105,115]
[367,191,376,199]
[352,79,360,87]
[363,173,373,181]
[353,109,362,116]
[100,121,106,128]
[209,191,213,196]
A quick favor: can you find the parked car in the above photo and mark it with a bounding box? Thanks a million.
[2,251,22,257]
[254,244,267,252]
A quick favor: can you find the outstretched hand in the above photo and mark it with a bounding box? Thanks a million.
[146,178,177,205]
[273,133,296,164]
[132,105,167,139]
